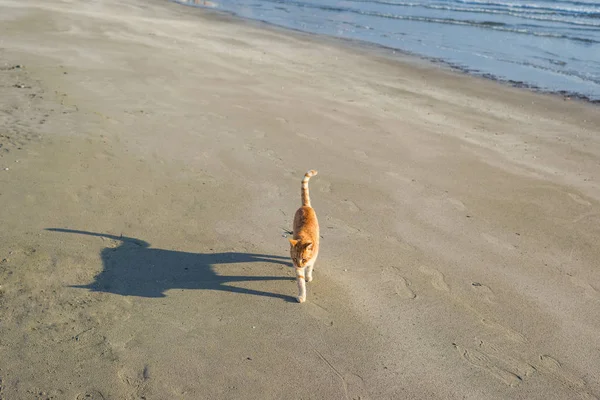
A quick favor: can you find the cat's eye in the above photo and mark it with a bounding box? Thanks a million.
[302,258,307,263]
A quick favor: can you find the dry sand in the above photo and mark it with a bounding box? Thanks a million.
[1,0,599,398]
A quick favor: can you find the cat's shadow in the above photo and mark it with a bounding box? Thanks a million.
[47,228,295,302]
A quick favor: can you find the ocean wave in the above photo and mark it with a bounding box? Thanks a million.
[453,0,600,14]
[340,0,600,27]
[259,0,600,42]
[344,0,600,15]
[360,13,599,43]
[368,14,599,43]
[495,56,600,86]
[349,0,600,14]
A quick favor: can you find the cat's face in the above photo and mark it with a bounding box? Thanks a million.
[289,239,314,268]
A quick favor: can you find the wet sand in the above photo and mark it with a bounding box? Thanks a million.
[0,0,599,398]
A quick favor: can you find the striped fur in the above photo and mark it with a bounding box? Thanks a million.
[290,170,320,303]
[301,169,317,207]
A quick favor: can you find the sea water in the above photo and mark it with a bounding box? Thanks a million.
[177,0,600,101]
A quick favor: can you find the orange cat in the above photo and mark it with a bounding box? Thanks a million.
[289,170,320,303]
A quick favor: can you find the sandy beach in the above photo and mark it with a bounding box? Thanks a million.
[0,0,599,398]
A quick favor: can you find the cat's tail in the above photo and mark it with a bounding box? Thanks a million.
[301,170,318,207]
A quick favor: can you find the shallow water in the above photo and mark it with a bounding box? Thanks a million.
[177,0,600,101]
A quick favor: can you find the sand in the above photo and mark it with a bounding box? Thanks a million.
[0,0,599,398]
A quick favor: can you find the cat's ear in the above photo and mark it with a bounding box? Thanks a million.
[288,238,298,247]
[304,242,313,249]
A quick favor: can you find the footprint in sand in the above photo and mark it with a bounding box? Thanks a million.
[260,182,283,200]
[567,192,591,207]
[296,132,318,142]
[319,180,332,193]
[94,149,116,161]
[76,390,105,400]
[481,233,515,251]
[447,197,467,211]
[470,281,496,303]
[244,144,284,167]
[383,235,416,253]
[479,341,536,380]
[537,355,597,399]
[344,372,370,400]
[480,317,527,344]
[306,301,333,326]
[325,216,371,239]
[233,104,252,111]
[342,199,360,213]
[384,171,413,184]
[253,129,266,139]
[313,349,370,400]
[419,265,450,292]
[455,345,522,387]
[569,276,600,300]
[571,211,600,224]
[455,302,527,344]
[353,149,368,160]
[283,168,297,179]
[381,266,416,299]
[118,364,152,397]
[258,148,284,167]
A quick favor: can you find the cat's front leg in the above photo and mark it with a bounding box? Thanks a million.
[296,267,307,303]
[305,262,314,282]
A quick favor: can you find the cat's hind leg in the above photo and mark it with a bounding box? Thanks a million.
[296,267,307,303]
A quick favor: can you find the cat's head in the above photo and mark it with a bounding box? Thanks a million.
[288,238,314,268]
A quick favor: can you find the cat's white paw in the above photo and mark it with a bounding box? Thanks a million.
[305,276,313,282]
[297,296,306,303]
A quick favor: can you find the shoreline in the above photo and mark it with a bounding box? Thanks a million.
[172,0,600,105]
